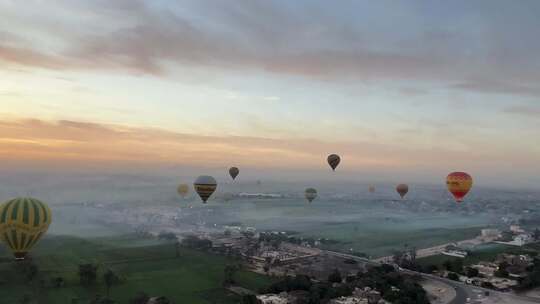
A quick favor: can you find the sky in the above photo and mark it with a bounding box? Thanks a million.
[1,0,540,187]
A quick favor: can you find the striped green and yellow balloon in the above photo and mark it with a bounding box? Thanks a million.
[0,197,52,260]
[194,175,217,203]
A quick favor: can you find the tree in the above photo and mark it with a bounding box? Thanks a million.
[443,260,452,271]
[241,231,255,239]
[182,235,212,250]
[175,241,180,258]
[328,269,342,283]
[494,268,509,278]
[423,264,439,274]
[78,263,98,286]
[23,262,39,283]
[447,272,460,281]
[18,294,32,304]
[147,297,171,304]
[466,267,479,278]
[89,295,115,304]
[224,264,241,286]
[443,259,463,273]
[481,281,495,289]
[241,294,260,304]
[104,269,120,297]
[534,228,540,241]
[52,277,65,288]
[495,261,509,278]
[158,231,178,242]
[129,292,149,304]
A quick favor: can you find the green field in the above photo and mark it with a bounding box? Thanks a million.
[0,235,275,304]
[417,243,540,268]
[296,223,483,258]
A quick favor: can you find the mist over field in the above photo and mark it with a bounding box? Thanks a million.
[2,169,538,257]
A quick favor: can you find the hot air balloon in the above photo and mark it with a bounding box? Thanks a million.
[194,175,217,203]
[368,185,375,193]
[0,197,52,260]
[327,154,341,171]
[396,184,409,199]
[229,167,239,180]
[177,184,189,198]
[305,188,318,203]
[446,172,473,202]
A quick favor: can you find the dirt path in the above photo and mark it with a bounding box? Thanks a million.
[421,279,456,304]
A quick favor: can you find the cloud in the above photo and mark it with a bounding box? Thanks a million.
[453,80,540,97]
[0,44,69,70]
[0,0,539,97]
[504,105,540,117]
[0,118,539,186]
[0,117,536,170]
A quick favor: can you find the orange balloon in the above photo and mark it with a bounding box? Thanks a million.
[396,184,409,199]
[446,172,473,202]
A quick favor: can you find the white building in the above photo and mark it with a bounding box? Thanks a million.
[510,225,525,234]
[330,297,368,304]
[471,262,498,277]
[514,234,532,246]
[496,234,532,246]
[257,294,288,304]
[481,229,501,239]
[442,250,468,258]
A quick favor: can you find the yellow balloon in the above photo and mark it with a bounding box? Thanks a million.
[0,198,52,260]
[194,175,217,203]
[177,184,189,198]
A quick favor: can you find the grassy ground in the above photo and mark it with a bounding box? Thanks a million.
[298,224,483,258]
[0,234,276,304]
[417,243,540,268]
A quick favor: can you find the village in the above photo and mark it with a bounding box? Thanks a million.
[71,199,540,304]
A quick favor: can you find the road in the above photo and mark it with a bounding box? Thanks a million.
[324,250,540,304]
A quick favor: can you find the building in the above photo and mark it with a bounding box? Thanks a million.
[330,297,368,304]
[510,225,525,234]
[471,262,498,277]
[489,277,518,291]
[481,229,501,239]
[496,254,533,267]
[258,291,311,304]
[442,250,468,258]
[257,293,288,304]
[495,234,532,247]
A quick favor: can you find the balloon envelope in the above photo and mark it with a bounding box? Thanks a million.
[229,167,239,180]
[446,172,473,202]
[0,197,52,260]
[194,175,217,203]
[396,184,409,199]
[305,188,318,203]
[327,154,341,171]
[177,184,189,198]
